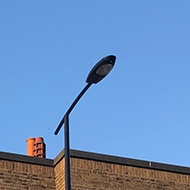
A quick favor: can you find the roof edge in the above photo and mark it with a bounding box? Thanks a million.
[0,151,54,167]
[1,149,190,175]
[55,149,190,175]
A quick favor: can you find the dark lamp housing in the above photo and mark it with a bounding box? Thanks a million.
[96,64,113,76]
[86,55,116,84]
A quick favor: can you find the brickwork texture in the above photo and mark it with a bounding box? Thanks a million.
[70,157,190,190]
[1,150,190,189]
[0,159,55,190]
[54,159,65,190]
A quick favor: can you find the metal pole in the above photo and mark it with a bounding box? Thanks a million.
[64,114,71,190]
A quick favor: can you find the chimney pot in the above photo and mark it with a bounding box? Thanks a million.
[26,138,35,157]
[26,137,46,158]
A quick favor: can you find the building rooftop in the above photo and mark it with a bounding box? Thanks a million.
[1,149,190,175]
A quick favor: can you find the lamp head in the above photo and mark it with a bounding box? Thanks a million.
[86,55,116,84]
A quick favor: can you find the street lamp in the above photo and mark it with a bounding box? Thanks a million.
[54,55,116,190]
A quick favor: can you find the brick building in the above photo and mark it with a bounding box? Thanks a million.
[1,149,190,189]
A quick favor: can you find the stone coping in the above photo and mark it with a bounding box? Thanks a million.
[1,149,190,175]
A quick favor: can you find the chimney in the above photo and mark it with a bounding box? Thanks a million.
[26,138,35,156]
[26,137,46,158]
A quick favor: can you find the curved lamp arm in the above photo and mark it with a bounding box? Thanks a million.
[54,83,92,135]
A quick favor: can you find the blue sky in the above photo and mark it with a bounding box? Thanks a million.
[0,1,190,167]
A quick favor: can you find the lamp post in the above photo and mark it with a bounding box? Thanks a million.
[54,55,116,190]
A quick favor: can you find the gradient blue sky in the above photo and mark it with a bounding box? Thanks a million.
[0,1,190,167]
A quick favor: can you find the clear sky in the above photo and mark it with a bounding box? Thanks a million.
[0,1,190,167]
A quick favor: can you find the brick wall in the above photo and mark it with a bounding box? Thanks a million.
[1,150,190,190]
[70,157,190,190]
[0,152,55,190]
[54,159,65,190]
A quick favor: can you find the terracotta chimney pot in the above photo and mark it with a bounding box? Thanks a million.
[26,138,35,156]
[35,137,43,143]
[26,137,46,158]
